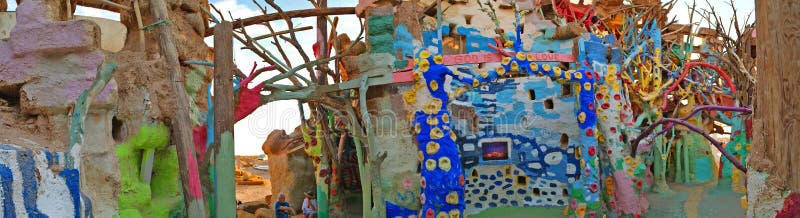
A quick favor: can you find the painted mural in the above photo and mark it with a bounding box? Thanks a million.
[0,144,90,217]
[450,76,582,215]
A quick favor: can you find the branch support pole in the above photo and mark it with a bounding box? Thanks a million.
[213,21,236,218]
[149,0,207,215]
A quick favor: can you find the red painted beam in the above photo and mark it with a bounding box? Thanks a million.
[392,52,575,83]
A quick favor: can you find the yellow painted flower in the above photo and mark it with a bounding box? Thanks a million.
[576,204,586,217]
[573,71,582,79]
[431,127,444,139]
[427,115,439,126]
[516,52,525,60]
[450,130,457,140]
[504,41,513,48]
[608,65,617,74]
[502,57,511,65]
[612,82,620,91]
[439,157,452,171]
[606,73,616,84]
[624,156,634,165]
[472,79,479,87]
[543,64,551,72]
[426,141,440,155]
[530,63,539,72]
[498,67,507,76]
[429,80,439,91]
[445,191,459,204]
[425,159,437,171]
[527,54,535,61]
[414,58,419,66]
[437,212,448,218]
[600,115,608,121]
[626,167,634,176]
[580,159,586,169]
[510,62,519,71]
[583,82,592,91]
[434,55,444,64]
[481,71,489,78]
[442,113,450,123]
[448,209,460,218]
[454,87,466,98]
[578,112,587,123]
[554,67,562,77]
[403,90,416,105]
[420,50,431,59]
[424,99,442,114]
[419,59,430,72]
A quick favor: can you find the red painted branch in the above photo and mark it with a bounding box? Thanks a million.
[660,62,737,110]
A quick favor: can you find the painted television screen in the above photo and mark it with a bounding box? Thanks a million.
[481,141,509,160]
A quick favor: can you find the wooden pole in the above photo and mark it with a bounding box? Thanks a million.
[132,0,146,51]
[204,7,355,36]
[212,21,236,218]
[752,0,800,192]
[148,0,207,216]
[316,0,328,85]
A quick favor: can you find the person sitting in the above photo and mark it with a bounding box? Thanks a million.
[274,193,294,218]
[302,191,318,218]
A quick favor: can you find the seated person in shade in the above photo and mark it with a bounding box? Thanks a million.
[302,191,318,218]
[275,193,294,218]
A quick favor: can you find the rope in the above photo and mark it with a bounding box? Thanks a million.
[141,19,172,32]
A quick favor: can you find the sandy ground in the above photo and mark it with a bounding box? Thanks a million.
[236,156,272,203]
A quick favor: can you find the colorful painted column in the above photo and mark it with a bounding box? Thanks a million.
[413,50,468,218]
[301,123,330,218]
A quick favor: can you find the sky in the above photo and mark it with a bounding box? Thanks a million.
[3,0,753,155]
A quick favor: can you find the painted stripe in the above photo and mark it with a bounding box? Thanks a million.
[0,163,14,217]
[59,169,81,218]
[81,193,93,218]
[0,151,29,217]
[17,150,44,216]
[0,145,19,151]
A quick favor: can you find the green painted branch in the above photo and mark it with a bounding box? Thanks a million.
[344,105,372,218]
[358,75,386,217]
[67,60,117,168]
[260,86,317,104]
